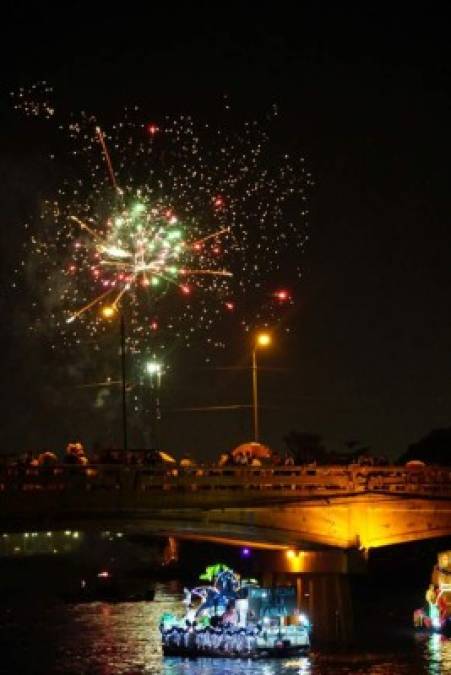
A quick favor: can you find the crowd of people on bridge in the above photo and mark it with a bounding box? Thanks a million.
[0,440,431,475]
[2,441,296,471]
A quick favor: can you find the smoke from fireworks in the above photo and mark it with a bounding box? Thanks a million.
[13,83,312,356]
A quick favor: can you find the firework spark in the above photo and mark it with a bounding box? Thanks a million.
[66,188,232,323]
[14,85,312,354]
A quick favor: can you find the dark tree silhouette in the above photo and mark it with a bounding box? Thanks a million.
[284,431,328,464]
[285,432,374,465]
[398,428,451,465]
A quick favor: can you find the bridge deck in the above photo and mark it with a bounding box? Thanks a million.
[1,464,451,548]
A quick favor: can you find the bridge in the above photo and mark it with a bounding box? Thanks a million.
[2,462,451,643]
[1,463,451,550]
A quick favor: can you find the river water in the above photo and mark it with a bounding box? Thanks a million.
[0,582,450,674]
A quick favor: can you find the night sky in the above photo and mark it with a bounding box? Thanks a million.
[1,3,451,461]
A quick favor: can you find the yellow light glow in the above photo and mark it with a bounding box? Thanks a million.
[101,305,116,319]
[256,332,271,348]
[286,549,296,559]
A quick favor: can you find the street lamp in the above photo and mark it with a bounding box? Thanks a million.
[252,331,272,442]
[101,304,128,451]
[101,305,116,319]
[145,360,163,449]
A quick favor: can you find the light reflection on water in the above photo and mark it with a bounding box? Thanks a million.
[0,583,451,674]
[423,632,451,675]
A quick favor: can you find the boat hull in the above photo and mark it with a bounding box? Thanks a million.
[163,645,309,658]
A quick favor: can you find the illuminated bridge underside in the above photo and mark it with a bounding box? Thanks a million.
[1,464,451,549]
[144,496,451,549]
[2,497,451,549]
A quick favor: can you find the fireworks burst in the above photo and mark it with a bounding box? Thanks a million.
[66,198,232,325]
[14,84,312,355]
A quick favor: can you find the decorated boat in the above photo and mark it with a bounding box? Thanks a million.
[160,563,310,657]
[413,551,451,634]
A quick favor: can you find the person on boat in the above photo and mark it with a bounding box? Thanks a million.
[186,603,197,623]
[426,583,437,606]
[425,583,439,624]
[437,588,448,623]
[222,600,239,625]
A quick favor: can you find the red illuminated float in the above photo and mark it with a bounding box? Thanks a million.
[413,551,451,634]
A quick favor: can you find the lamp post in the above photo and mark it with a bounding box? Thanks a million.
[252,332,272,442]
[146,360,163,449]
[102,305,128,451]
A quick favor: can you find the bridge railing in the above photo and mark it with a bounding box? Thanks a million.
[1,463,451,498]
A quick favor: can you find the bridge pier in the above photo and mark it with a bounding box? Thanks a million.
[260,549,365,645]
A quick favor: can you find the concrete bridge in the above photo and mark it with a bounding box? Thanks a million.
[1,463,451,550]
[2,462,451,643]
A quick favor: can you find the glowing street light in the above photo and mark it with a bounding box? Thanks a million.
[101,305,117,319]
[101,304,128,451]
[252,331,272,442]
[256,332,271,348]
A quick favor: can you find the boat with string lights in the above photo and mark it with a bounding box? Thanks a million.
[413,551,451,634]
[159,563,310,658]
